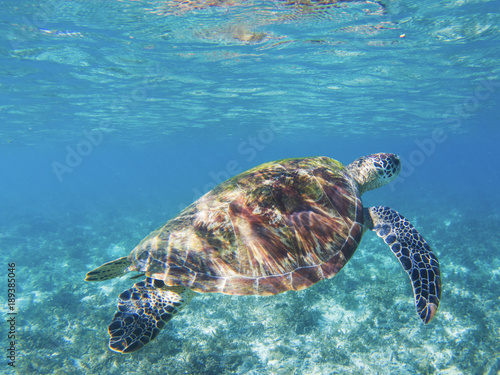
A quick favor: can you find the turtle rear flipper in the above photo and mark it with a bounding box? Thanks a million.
[85,257,131,281]
[108,278,195,353]
[366,206,441,324]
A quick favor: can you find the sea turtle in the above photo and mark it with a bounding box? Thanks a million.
[85,153,441,353]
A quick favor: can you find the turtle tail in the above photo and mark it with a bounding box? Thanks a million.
[85,256,131,281]
[365,206,441,324]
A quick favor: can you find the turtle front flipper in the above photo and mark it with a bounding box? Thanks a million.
[365,206,441,324]
[108,278,195,353]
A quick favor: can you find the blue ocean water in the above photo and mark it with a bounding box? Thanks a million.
[1,0,499,374]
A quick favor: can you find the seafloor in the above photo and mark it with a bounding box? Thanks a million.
[1,200,499,375]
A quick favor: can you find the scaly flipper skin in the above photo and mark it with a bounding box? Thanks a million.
[365,206,441,324]
[108,278,195,353]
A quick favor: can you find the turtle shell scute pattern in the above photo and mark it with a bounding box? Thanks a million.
[130,157,364,295]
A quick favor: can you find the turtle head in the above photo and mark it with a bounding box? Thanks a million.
[346,153,401,194]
